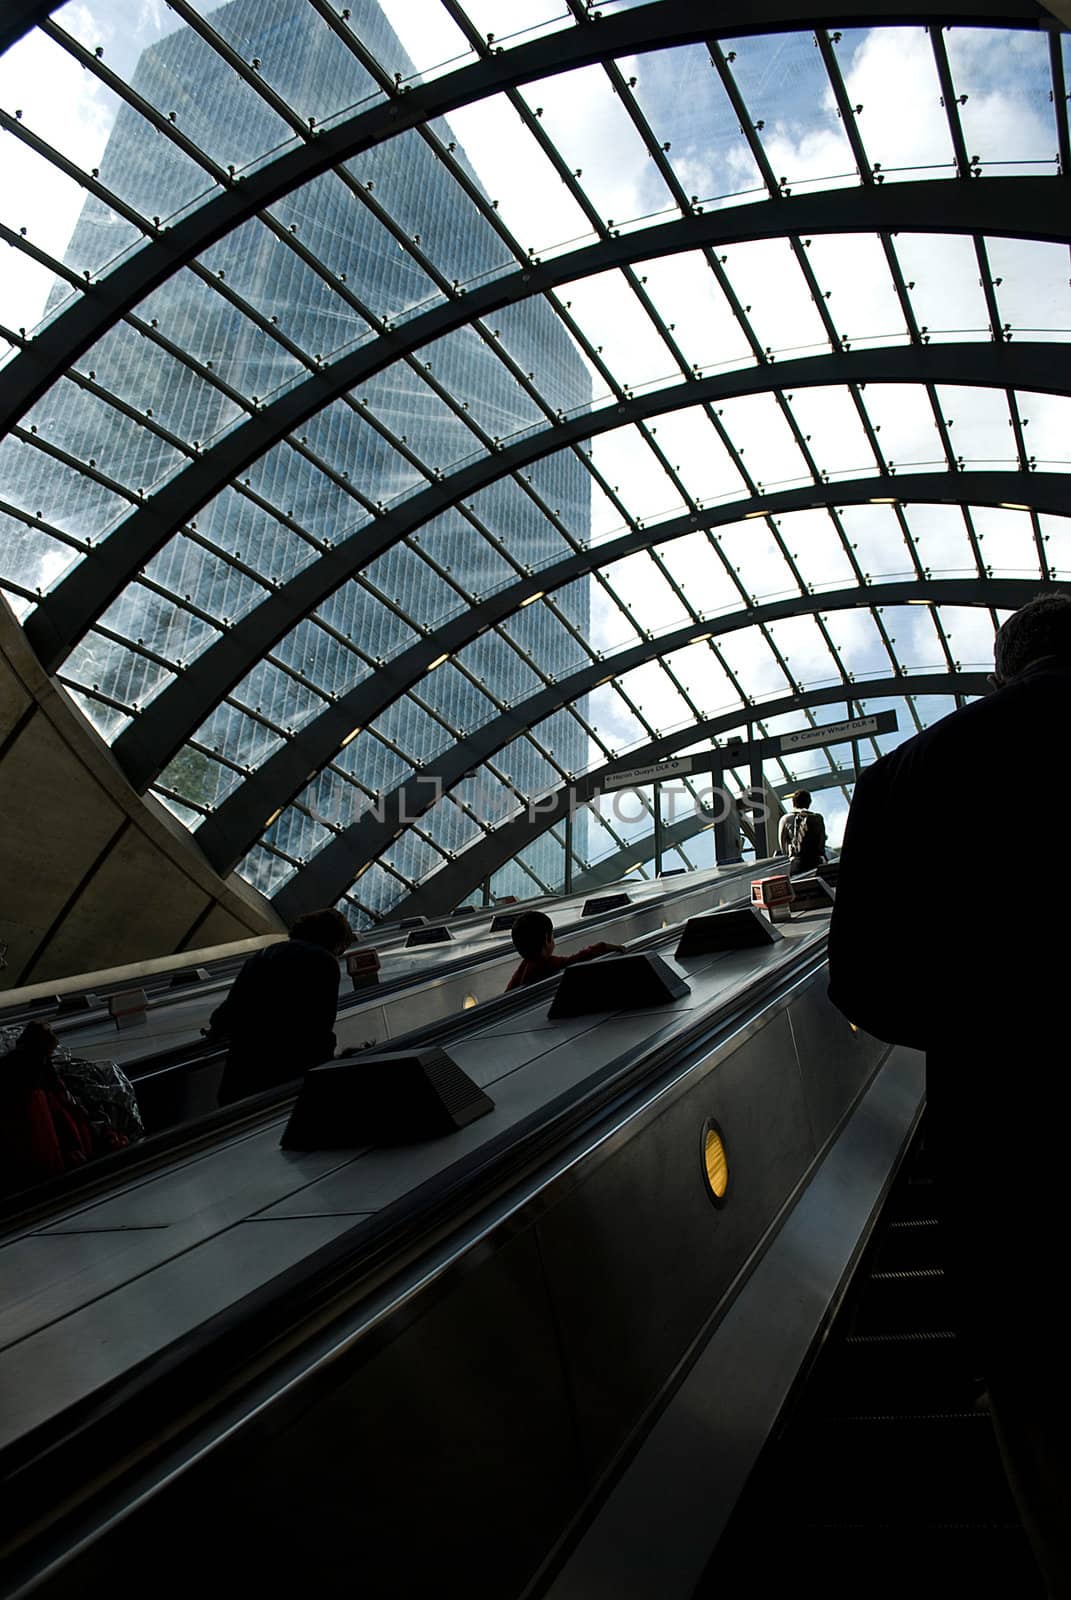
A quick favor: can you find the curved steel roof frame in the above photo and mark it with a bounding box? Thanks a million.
[21,175,1065,675]
[90,341,1066,791]
[297,672,987,921]
[193,536,1063,874]
[269,583,1022,916]
[0,0,1053,442]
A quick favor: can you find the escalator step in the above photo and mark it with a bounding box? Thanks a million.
[849,1269,955,1336]
[810,1331,982,1414]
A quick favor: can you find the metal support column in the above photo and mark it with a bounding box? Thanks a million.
[653,785,665,877]
[749,735,769,858]
[564,804,575,897]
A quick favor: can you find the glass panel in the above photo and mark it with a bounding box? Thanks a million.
[936,385,1014,469]
[720,238,831,358]
[445,94,594,259]
[1039,514,1071,579]
[821,607,893,680]
[62,686,132,741]
[98,585,217,667]
[316,582,419,663]
[935,604,999,668]
[414,660,496,734]
[421,323,546,442]
[231,658,327,735]
[412,511,519,598]
[858,384,946,473]
[236,845,298,898]
[836,503,916,580]
[894,234,991,339]
[716,626,793,699]
[139,268,305,402]
[63,632,173,710]
[766,613,841,685]
[262,807,332,867]
[775,508,857,590]
[81,320,244,445]
[784,387,879,481]
[193,700,284,768]
[270,619,371,697]
[373,0,476,83]
[591,424,687,522]
[0,432,130,541]
[602,551,690,636]
[716,519,799,601]
[637,251,755,377]
[665,641,743,718]
[272,172,440,326]
[22,376,184,495]
[716,393,812,492]
[802,235,909,349]
[502,603,591,682]
[160,744,242,810]
[456,630,543,702]
[199,217,371,366]
[945,27,1058,174]
[726,31,856,192]
[877,604,947,671]
[145,531,271,627]
[0,509,79,596]
[657,530,745,616]
[520,64,676,233]
[987,237,1071,341]
[971,505,1040,577]
[1015,391,1071,469]
[371,694,454,764]
[617,659,691,730]
[903,502,978,577]
[628,42,764,206]
[829,28,956,181]
[558,269,681,394]
[650,407,750,505]
[364,543,464,632]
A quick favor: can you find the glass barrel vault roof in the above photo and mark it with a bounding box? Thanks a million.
[1,0,1069,923]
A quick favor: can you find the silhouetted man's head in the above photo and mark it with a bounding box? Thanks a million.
[511,910,554,960]
[289,908,353,956]
[791,790,812,811]
[993,592,1071,686]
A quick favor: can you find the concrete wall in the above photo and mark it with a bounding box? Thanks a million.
[0,598,282,988]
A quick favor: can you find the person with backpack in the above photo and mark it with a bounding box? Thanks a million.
[777,790,827,874]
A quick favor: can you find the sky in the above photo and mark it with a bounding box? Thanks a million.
[2,0,1070,883]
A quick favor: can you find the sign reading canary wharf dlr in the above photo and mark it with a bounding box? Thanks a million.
[603,711,897,791]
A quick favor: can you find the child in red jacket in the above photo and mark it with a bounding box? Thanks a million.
[505,910,624,992]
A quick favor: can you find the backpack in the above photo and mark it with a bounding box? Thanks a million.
[785,809,825,867]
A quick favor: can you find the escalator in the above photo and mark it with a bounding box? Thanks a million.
[0,902,870,1600]
[697,1122,1043,1597]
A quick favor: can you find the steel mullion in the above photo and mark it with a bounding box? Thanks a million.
[817,31,874,184]
[164,0,311,140]
[1050,31,1071,178]
[39,16,233,186]
[0,226,84,306]
[8,425,139,507]
[709,41,782,200]
[0,498,88,560]
[973,236,1007,341]
[930,27,973,178]
[0,108,160,244]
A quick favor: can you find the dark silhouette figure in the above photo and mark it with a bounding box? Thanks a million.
[505,910,623,992]
[828,592,1071,1595]
[778,789,827,875]
[210,909,352,1106]
[0,1022,96,1194]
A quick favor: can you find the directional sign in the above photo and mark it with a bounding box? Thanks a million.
[604,756,695,791]
[778,713,891,755]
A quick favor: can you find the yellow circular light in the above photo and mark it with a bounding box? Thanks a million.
[702,1122,729,1204]
[462,994,478,1009]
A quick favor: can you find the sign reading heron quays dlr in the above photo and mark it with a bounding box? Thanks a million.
[778,714,885,754]
[603,756,695,791]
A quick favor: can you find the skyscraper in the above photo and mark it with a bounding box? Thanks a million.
[4,0,592,921]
